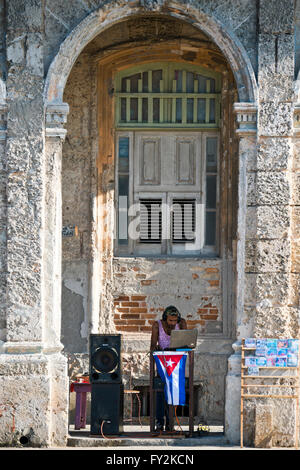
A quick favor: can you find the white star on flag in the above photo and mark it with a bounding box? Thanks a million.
[166,358,175,368]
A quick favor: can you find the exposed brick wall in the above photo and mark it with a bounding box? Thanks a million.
[186,298,219,329]
[113,293,220,333]
[111,260,222,335]
[113,295,155,333]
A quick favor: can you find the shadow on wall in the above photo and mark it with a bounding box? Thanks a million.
[61,284,87,353]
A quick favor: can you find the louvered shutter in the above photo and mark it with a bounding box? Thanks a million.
[139,199,162,243]
[172,199,196,243]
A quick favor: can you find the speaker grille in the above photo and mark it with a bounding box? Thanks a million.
[92,347,119,374]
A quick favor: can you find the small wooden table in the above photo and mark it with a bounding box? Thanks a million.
[71,382,142,430]
[124,390,142,427]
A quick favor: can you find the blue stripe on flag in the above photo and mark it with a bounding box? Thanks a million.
[178,354,187,405]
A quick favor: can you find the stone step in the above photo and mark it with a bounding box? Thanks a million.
[67,425,227,448]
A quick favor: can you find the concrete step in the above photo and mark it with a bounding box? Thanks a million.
[67,425,228,448]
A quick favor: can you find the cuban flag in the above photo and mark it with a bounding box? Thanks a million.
[153,351,188,406]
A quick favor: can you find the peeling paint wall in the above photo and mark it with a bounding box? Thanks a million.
[62,51,95,354]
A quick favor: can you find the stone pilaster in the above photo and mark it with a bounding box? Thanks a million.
[292,106,300,319]
[0,102,6,342]
[224,102,257,444]
[0,0,7,345]
[43,102,69,447]
[44,102,68,353]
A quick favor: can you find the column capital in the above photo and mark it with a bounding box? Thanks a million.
[233,102,257,137]
[45,102,69,140]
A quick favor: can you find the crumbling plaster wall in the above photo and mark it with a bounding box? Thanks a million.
[62,52,95,354]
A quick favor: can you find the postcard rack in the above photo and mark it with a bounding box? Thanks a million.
[240,338,300,449]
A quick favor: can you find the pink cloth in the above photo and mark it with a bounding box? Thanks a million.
[158,319,179,349]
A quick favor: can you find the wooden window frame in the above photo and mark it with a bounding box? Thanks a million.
[115,62,221,129]
[202,131,220,255]
[114,131,220,257]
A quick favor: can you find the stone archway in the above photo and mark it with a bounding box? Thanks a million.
[43,2,258,446]
[0,1,258,447]
[44,0,258,345]
[44,2,257,106]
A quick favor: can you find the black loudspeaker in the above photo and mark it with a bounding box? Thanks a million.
[90,383,124,435]
[90,334,122,384]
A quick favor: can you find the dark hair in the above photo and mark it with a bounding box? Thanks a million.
[162,305,181,323]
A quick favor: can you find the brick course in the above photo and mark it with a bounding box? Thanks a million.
[113,294,220,333]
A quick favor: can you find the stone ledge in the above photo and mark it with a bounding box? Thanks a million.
[45,127,67,139]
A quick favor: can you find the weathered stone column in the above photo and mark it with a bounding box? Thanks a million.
[0,0,6,345]
[0,102,7,344]
[252,0,297,341]
[0,1,68,447]
[257,0,300,448]
[44,104,68,351]
[226,0,299,447]
[224,102,257,444]
[44,102,70,446]
[292,104,300,320]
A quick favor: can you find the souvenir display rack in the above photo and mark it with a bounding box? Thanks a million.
[240,338,300,449]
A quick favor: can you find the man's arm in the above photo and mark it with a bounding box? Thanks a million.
[179,318,187,330]
[150,321,159,352]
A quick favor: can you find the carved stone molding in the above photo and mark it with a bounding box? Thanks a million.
[233,102,257,137]
[45,103,69,140]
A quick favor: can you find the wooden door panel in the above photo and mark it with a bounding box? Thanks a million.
[134,132,200,191]
[175,138,195,185]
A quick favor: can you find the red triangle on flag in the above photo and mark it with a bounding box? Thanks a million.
[158,354,183,376]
